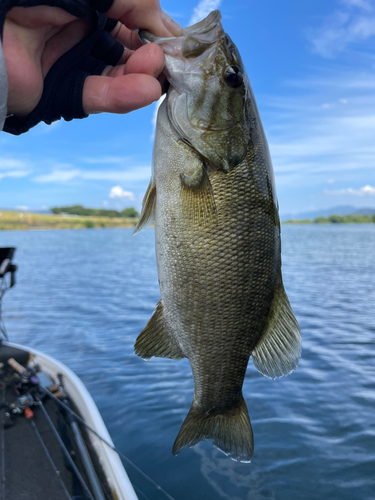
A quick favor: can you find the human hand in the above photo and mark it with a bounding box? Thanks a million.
[3,0,182,118]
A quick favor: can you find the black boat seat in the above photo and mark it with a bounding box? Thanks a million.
[0,343,30,366]
[0,247,17,286]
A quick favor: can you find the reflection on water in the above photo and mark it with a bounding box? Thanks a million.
[1,225,374,500]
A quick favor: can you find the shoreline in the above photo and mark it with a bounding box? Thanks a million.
[0,225,137,232]
[0,210,138,231]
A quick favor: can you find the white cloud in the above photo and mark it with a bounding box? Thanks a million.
[33,169,80,183]
[307,1,375,58]
[108,186,135,200]
[324,185,375,196]
[0,170,31,180]
[15,205,29,211]
[33,120,61,135]
[33,166,151,183]
[0,158,28,170]
[286,72,375,90]
[262,64,375,188]
[341,0,373,12]
[189,0,222,25]
[82,156,130,165]
[0,157,31,180]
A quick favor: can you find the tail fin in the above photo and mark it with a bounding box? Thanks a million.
[172,395,253,463]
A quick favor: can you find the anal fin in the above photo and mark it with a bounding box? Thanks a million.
[134,301,185,360]
[252,276,301,379]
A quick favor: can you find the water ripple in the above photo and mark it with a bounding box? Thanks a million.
[1,225,374,500]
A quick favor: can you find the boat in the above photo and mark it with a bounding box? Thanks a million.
[0,247,139,500]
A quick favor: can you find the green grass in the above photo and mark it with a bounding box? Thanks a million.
[283,213,375,224]
[0,210,139,231]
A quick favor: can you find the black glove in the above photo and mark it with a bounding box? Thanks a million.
[4,12,124,135]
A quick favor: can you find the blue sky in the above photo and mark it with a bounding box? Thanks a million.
[0,0,374,215]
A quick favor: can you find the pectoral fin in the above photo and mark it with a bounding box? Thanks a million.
[133,179,156,235]
[134,301,185,360]
[180,163,217,225]
[252,276,301,379]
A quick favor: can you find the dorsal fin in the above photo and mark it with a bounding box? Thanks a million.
[133,179,156,235]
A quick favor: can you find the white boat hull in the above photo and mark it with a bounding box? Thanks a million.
[3,341,138,500]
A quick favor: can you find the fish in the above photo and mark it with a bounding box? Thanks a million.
[133,10,301,463]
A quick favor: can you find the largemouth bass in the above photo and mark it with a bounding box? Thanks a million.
[134,10,301,463]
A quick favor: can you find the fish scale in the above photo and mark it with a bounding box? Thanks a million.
[134,10,301,462]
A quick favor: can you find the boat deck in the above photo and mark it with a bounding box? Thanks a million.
[0,344,113,500]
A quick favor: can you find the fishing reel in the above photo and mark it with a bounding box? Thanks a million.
[1,358,62,428]
[1,393,35,428]
[10,393,35,415]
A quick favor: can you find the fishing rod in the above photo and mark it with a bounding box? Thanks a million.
[0,382,5,500]
[7,357,108,500]
[1,251,175,500]
[2,385,95,500]
[38,386,177,500]
[62,399,108,500]
[35,397,96,500]
[27,417,72,500]
[0,366,76,500]
[7,357,176,500]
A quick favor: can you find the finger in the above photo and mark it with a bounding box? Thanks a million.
[110,47,133,68]
[82,73,162,114]
[101,49,133,77]
[110,22,142,50]
[90,30,125,66]
[102,43,164,79]
[122,43,165,78]
[107,0,182,38]
[161,10,183,37]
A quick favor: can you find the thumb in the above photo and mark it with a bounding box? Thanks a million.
[82,73,161,114]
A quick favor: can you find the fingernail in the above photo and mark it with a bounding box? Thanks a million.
[161,10,183,36]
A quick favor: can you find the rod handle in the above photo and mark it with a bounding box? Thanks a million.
[7,357,25,374]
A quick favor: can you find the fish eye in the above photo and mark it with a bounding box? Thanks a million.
[223,65,244,88]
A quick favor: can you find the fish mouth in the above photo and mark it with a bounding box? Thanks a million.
[184,10,221,35]
[139,10,222,44]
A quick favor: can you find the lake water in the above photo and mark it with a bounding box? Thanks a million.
[1,225,374,500]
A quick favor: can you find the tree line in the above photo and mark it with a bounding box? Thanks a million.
[51,205,139,218]
[285,213,375,224]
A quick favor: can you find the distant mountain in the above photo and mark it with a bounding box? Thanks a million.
[280,205,375,222]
